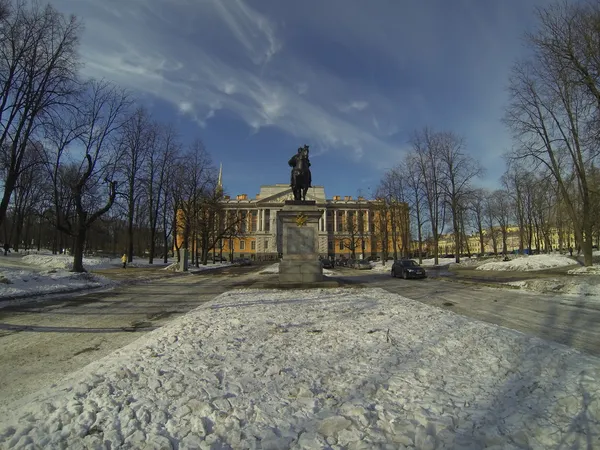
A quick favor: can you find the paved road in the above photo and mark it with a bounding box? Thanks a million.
[333,268,600,357]
[0,265,260,410]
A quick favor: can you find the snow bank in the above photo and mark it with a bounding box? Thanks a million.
[0,288,597,450]
[569,265,600,275]
[420,257,455,266]
[0,268,114,301]
[22,254,114,271]
[259,262,337,276]
[258,263,279,274]
[507,278,600,300]
[368,261,392,272]
[164,261,230,272]
[476,254,576,271]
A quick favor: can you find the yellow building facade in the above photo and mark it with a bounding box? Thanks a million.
[207,184,409,260]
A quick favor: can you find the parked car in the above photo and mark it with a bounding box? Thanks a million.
[366,255,380,262]
[232,257,252,266]
[321,259,333,269]
[353,259,372,270]
[391,259,427,279]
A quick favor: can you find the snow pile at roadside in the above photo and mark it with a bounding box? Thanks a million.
[1,288,598,450]
[370,261,393,272]
[22,254,114,271]
[568,265,600,275]
[259,262,336,276]
[0,268,114,301]
[507,278,600,300]
[476,254,576,271]
[258,263,280,274]
[420,257,455,266]
[164,261,231,272]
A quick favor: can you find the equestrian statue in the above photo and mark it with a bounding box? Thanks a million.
[288,144,312,201]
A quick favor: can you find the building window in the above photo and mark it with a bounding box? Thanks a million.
[339,241,344,250]
[264,209,270,232]
[264,239,269,249]
[251,241,256,250]
[328,241,333,250]
[251,210,257,232]
[240,241,245,250]
[327,223,333,232]
[240,211,247,233]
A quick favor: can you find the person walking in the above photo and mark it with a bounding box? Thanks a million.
[121,253,127,269]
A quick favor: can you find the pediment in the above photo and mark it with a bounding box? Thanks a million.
[256,188,318,204]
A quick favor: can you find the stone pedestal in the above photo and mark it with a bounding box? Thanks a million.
[278,201,324,284]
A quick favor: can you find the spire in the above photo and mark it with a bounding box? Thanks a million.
[217,163,223,193]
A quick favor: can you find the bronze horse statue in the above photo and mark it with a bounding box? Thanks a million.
[289,146,311,201]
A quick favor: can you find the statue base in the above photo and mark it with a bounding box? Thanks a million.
[278,202,323,284]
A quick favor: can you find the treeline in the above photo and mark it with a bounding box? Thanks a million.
[0,0,232,271]
[374,1,600,267]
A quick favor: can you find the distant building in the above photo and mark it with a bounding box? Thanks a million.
[178,184,410,261]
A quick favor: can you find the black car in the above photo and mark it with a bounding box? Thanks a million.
[391,259,427,279]
[232,258,252,266]
[320,259,333,269]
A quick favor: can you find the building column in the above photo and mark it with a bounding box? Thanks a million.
[333,210,338,233]
[323,210,327,233]
[257,208,261,232]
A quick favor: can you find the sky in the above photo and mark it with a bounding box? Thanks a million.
[49,0,558,199]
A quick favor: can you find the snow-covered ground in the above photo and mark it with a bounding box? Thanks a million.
[0,252,230,304]
[476,254,577,271]
[259,263,338,276]
[0,287,598,450]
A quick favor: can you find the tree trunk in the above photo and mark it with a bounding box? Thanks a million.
[72,214,88,272]
[0,168,18,229]
[453,214,460,263]
[163,227,169,263]
[149,228,155,264]
[127,201,134,263]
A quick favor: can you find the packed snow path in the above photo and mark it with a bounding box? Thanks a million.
[0,288,598,450]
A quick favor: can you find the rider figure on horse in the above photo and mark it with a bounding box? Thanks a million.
[288,145,312,188]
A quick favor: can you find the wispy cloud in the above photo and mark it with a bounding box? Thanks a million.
[58,0,408,169]
[209,0,281,64]
[51,0,552,185]
[339,101,368,113]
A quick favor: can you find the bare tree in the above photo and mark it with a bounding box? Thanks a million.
[483,193,500,255]
[9,140,46,251]
[370,194,390,264]
[404,154,428,262]
[505,2,600,265]
[143,123,180,263]
[465,188,486,256]
[491,189,513,256]
[48,80,131,272]
[412,128,446,265]
[0,0,9,21]
[172,139,214,271]
[502,162,530,254]
[378,168,410,259]
[436,131,483,263]
[120,106,156,262]
[0,1,81,228]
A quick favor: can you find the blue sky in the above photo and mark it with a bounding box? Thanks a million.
[51,0,555,199]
